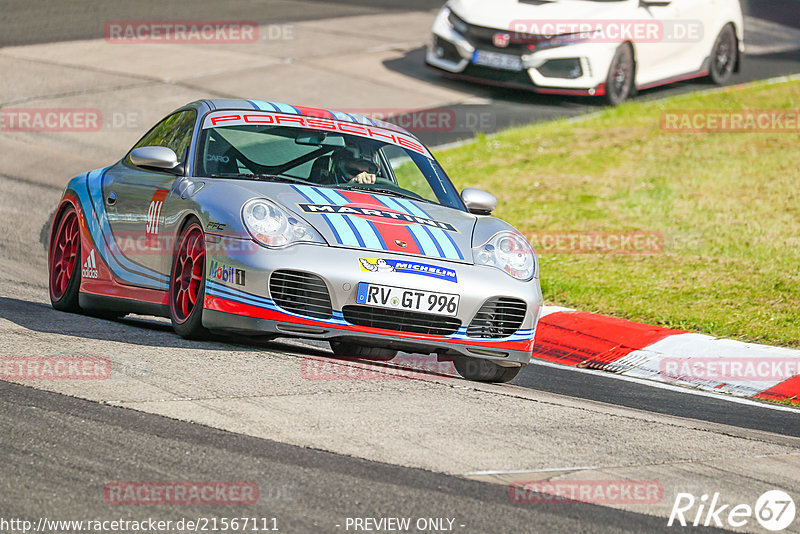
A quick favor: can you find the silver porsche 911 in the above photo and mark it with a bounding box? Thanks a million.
[48,99,542,382]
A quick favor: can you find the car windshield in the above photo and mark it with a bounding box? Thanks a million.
[196,124,465,211]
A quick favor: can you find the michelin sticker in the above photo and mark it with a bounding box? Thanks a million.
[359,258,457,283]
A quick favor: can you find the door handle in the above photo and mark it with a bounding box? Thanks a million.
[106,192,117,206]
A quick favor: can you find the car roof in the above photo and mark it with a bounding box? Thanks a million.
[189,99,419,140]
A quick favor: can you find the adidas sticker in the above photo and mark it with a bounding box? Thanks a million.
[82,249,99,279]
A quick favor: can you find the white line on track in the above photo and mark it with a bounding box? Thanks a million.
[464,465,598,477]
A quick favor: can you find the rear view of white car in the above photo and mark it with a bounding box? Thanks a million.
[426,0,744,104]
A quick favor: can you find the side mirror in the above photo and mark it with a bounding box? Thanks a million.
[461,188,497,215]
[130,146,180,172]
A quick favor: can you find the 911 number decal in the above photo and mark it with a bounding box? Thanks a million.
[146,189,169,247]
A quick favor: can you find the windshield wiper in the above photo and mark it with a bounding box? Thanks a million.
[209,173,312,185]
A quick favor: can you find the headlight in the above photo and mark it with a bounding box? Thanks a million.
[242,198,325,248]
[473,231,537,281]
[534,32,593,52]
[517,30,595,55]
[446,9,469,36]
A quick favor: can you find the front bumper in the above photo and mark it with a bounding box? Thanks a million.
[426,12,617,96]
[201,238,542,366]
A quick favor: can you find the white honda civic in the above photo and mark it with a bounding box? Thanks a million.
[426,0,744,104]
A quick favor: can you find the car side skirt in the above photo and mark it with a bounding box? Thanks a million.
[636,59,711,91]
[79,293,169,317]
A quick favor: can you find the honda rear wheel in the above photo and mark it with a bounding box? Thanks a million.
[603,44,635,106]
[709,24,737,85]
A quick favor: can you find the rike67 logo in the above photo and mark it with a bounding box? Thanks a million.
[669,490,796,531]
[146,189,169,248]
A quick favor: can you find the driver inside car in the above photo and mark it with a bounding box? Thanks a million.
[336,154,378,185]
[310,149,379,185]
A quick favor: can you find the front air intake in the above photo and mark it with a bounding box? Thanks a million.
[342,305,462,336]
[467,297,527,339]
[269,270,333,320]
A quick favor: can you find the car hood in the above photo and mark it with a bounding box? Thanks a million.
[448,0,635,32]
[237,182,477,263]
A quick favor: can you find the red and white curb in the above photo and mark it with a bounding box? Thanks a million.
[533,307,800,404]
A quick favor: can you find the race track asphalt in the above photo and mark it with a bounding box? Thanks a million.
[2,0,798,47]
[2,380,729,534]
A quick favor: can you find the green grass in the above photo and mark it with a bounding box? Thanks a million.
[436,79,800,347]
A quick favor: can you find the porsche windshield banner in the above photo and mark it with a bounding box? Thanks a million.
[202,110,431,158]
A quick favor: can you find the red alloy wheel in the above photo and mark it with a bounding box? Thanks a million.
[50,208,80,300]
[171,224,205,324]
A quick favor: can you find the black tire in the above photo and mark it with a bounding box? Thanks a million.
[603,44,635,106]
[329,340,397,361]
[49,206,82,313]
[453,357,521,383]
[709,24,737,85]
[169,220,208,339]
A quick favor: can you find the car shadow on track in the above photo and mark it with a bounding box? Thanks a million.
[0,296,317,356]
[0,296,462,382]
[328,353,460,382]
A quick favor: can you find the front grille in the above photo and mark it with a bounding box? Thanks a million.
[269,270,333,320]
[467,298,527,339]
[461,64,535,87]
[450,11,545,55]
[342,305,461,336]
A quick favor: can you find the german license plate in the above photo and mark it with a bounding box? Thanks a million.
[472,50,523,71]
[356,283,459,317]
